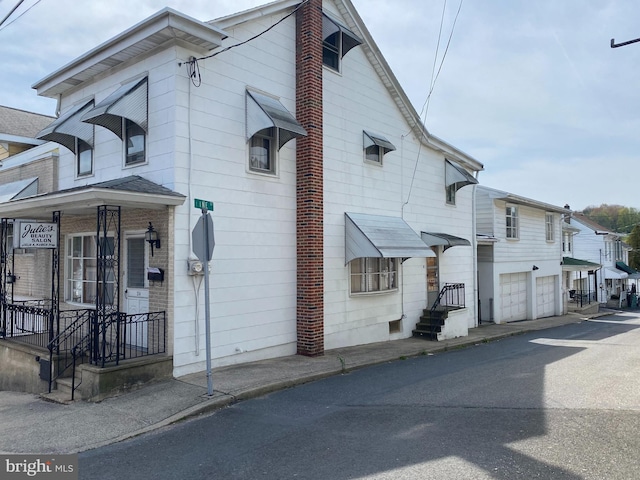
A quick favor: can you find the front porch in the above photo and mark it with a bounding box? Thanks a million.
[0,176,185,401]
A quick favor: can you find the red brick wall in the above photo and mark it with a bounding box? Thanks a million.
[296,0,324,356]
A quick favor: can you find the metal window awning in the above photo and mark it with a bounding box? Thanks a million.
[604,266,628,279]
[616,261,636,274]
[82,77,148,138]
[421,232,471,251]
[322,11,363,57]
[445,159,478,190]
[363,131,396,153]
[36,100,94,153]
[246,90,307,149]
[345,212,435,264]
[0,177,38,203]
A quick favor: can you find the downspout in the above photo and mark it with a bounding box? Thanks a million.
[472,175,479,327]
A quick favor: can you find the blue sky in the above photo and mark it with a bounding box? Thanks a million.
[2,0,639,210]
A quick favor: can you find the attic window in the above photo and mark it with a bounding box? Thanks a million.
[322,12,363,72]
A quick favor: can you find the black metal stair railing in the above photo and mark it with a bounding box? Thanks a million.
[430,283,466,314]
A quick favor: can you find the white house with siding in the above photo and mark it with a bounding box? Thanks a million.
[475,186,567,323]
[0,0,484,399]
[569,212,632,303]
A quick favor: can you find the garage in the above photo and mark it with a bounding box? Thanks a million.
[536,275,556,318]
[500,272,527,322]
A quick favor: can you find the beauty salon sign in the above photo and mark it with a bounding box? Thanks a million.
[18,222,58,248]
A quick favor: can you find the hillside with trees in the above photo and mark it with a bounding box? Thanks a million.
[581,204,640,270]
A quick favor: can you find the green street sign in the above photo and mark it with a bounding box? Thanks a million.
[194,198,214,211]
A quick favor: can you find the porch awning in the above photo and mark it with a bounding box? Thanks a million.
[246,90,307,149]
[445,160,478,191]
[82,77,148,138]
[604,266,628,280]
[0,175,185,218]
[363,131,395,153]
[562,257,601,272]
[345,212,435,264]
[322,12,362,58]
[616,261,636,274]
[0,177,38,203]
[421,232,470,251]
[36,100,94,153]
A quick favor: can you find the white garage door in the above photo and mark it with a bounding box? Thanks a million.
[536,275,556,318]
[500,272,527,322]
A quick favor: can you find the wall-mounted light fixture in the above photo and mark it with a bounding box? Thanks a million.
[532,265,539,271]
[145,222,161,257]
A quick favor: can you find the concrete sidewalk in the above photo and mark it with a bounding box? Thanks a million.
[0,312,607,454]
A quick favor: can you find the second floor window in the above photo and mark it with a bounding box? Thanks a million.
[545,213,554,242]
[506,206,518,239]
[77,138,93,176]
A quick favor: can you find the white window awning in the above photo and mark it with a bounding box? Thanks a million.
[246,90,307,149]
[36,100,94,153]
[322,11,363,58]
[345,212,435,264]
[445,159,478,190]
[363,131,396,153]
[0,177,38,203]
[421,232,470,251]
[82,77,148,138]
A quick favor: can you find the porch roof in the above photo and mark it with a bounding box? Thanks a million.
[562,256,601,272]
[0,176,185,218]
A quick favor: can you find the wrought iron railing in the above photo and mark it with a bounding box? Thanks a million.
[0,299,166,400]
[569,289,596,308]
[431,283,466,314]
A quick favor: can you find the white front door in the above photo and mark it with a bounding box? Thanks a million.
[124,236,149,349]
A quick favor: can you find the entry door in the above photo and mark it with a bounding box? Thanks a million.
[124,236,148,349]
[427,255,439,308]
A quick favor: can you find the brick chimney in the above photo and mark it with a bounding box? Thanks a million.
[295,0,324,356]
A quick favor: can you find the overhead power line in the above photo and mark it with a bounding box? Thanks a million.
[0,0,43,33]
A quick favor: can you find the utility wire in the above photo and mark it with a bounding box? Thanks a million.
[0,0,25,28]
[0,0,42,32]
[404,0,464,208]
[180,0,310,78]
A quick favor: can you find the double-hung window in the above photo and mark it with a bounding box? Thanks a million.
[66,234,115,305]
[249,128,276,174]
[77,138,93,176]
[350,258,398,294]
[545,213,554,242]
[506,206,518,239]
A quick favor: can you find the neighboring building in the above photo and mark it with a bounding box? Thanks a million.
[475,186,567,323]
[0,105,54,160]
[569,212,632,303]
[0,0,484,399]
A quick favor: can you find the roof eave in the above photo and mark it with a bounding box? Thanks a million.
[33,8,228,98]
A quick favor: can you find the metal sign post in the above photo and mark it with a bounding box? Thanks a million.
[192,199,215,396]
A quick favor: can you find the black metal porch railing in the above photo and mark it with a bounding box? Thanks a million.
[0,300,166,400]
[431,283,466,314]
[569,289,596,308]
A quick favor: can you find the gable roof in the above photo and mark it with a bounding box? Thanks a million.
[476,185,568,214]
[571,212,616,235]
[0,105,55,139]
[212,0,483,174]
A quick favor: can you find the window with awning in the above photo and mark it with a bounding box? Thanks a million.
[36,99,94,153]
[322,11,363,71]
[82,77,147,138]
[246,90,307,150]
[363,131,395,165]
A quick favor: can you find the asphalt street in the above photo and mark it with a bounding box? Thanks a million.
[78,312,640,479]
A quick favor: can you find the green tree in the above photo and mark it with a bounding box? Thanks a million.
[628,225,640,270]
